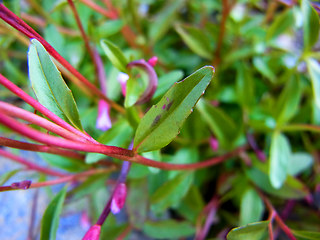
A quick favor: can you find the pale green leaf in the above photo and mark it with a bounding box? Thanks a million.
[269,132,291,189]
[227,221,269,240]
[288,152,313,176]
[240,188,264,226]
[28,39,83,130]
[307,58,320,109]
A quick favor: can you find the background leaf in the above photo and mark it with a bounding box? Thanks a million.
[28,39,83,130]
[240,188,264,226]
[307,58,320,109]
[227,221,269,240]
[269,132,291,189]
[133,66,214,153]
[101,39,128,73]
[40,186,67,240]
[301,0,320,51]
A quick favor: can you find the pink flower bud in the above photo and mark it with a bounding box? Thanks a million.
[96,100,112,131]
[148,56,158,67]
[111,183,127,214]
[80,211,91,230]
[209,137,219,151]
[117,72,129,96]
[82,224,101,240]
[11,180,32,190]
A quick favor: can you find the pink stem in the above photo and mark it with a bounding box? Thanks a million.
[0,4,125,114]
[0,148,68,177]
[0,101,88,143]
[0,73,97,143]
[0,137,84,160]
[127,59,158,104]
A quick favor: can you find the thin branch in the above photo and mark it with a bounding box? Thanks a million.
[80,0,118,19]
[67,0,99,84]
[0,148,68,177]
[0,101,89,143]
[0,4,125,113]
[0,137,84,160]
[0,73,97,143]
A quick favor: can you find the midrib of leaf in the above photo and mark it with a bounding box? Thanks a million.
[34,50,66,118]
[135,74,208,150]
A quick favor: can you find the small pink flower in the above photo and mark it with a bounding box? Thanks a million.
[117,72,129,96]
[82,224,101,240]
[209,137,219,151]
[148,56,158,67]
[96,100,112,131]
[111,183,127,214]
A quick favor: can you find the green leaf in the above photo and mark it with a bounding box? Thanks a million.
[240,188,264,226]
[152,70,184,100]
[150,171,193,214]
[148,0,184,43]
[274,74,301,125]
[0,169,21,185]
[40,186,67,240]
[307,58,320,109]
[3,0,20,16]
[197,99,238,149]
[266,9,294,41]
[301,0,320,51]
[124,74,145,108]
[28,39,83,131]
[288,152,313,176]
[175,24,212,60]
[133,66,214,153]
[236,62,255,108]
[292,230,320,240]
[269,132,291,189]
[39,153,88,172]
[143,220,195,239]
[247,168,308,199]
[101,39,128,73]
[253,57,276,82]
[227,221,269,240]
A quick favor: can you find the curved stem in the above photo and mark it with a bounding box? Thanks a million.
[0,137,84,160]
[127,59,158,104]
[0,4,125,114]
[0,148,67,177]
[0,101,89,143]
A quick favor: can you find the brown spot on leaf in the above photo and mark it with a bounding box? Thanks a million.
[152,115,161,126]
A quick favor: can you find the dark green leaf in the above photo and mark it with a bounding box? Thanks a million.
[197,99,238,149]
[28,39,83,130]
[150,171,193,213]
[307,58,320,109]
[143,220,195,239]
[240,188,264,225]
[292,230,320,240]
[236,62,255,108]
[301,0,320,51]
[133,66,214,153]
[269,132,291,189]
[227,221,269,240]
[175,24,212,60]
[101,39,128,73]
[40,186,67,240]
[148,0,184,43]
[275,74,301,125]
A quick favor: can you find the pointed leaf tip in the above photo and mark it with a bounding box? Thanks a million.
[133,66,214,153]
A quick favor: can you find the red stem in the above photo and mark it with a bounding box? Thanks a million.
[80,0,118,19]
[0,137,84,160]
[0,101,89,143]
[0,73,97,143]
[0,4,125,113]
[0,148,67,177]
[67,0,99,83]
